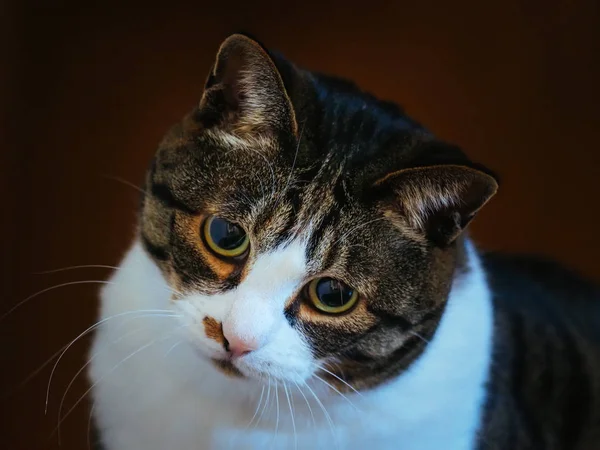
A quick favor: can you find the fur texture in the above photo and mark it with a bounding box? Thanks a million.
[89,239,492,450]
[89,33,600,450]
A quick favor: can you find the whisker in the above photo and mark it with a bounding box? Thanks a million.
[283,382,297,450]
[292,379,315,431]
[56,323,157,444]
[49,325,186,443]
[87,398,96,450]
[0,274,183,323]
[408,330,431,344]
[45,310,181,414]
[2,309,176,400]
[102,174,146,195]
[0,280,116,323]
[163,341,184,358]
[331,360,348,380]
[255,376,271,429]
[34,265,120,275]
[312,363,363,398]
[2,344,70,401]
[303,380,339,450]
[312,374,361,412]
[228,383,266,449]
[1,279,184,324]
[246,385,266,430]
[271,379,280,449]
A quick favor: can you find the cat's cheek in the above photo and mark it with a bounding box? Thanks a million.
[178,325,226,360]
[173,299,230,359]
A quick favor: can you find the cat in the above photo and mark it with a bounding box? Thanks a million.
[88,33,600,450]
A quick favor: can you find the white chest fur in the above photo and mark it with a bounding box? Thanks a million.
[89,240,493,450]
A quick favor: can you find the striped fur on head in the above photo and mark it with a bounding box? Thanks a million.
[138,33,498,390]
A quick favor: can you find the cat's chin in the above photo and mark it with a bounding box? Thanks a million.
[209,356,278,382]
[206,353,312,385]
[210,358,245,378]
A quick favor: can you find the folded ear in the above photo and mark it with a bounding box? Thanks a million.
[374,165,498,246]
[199,34,298,138]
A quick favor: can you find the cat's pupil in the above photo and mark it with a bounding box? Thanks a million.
[316,278,354,308]
[209,218,246,250]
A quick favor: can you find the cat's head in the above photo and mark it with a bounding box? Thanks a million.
[139,34,498,389]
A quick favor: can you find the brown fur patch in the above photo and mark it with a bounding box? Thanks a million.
[176,213,239,281]
[202,316,225,346]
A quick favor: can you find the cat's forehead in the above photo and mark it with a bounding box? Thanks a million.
[151,123,411,262]
[148,98,424,276]
[144,65,456,291]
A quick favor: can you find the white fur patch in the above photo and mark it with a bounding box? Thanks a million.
[175,239,313,382]
[89,239,493,450]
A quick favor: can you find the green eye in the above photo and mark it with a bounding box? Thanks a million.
[202,216,249,258]
[307,278,358,314]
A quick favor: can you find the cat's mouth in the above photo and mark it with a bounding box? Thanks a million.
[209,354,288,382]
[210,357,245,378]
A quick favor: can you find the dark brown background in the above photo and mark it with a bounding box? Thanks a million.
[2,1,599,449]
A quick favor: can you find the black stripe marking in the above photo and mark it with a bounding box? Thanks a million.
[373,309,413,331]
[273,190,303,246]
[150,182,197,214]
[342,334,425,374]
[284,299,301,326]
[306,207,340,264]
[388,334,426,364]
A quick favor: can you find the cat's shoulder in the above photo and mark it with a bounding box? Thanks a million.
[481,250,600,342]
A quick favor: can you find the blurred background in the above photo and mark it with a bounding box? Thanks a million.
[2,1,599,449]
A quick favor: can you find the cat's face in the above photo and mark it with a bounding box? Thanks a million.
[139,34,498,390]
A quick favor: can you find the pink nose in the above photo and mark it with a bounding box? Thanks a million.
[224,333,258,358]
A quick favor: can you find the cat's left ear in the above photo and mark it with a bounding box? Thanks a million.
[374,164,498,246]
[199,33,298,138]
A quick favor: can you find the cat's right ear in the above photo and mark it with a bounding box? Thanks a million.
[198,34,298,138]
[373,164,498,246]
